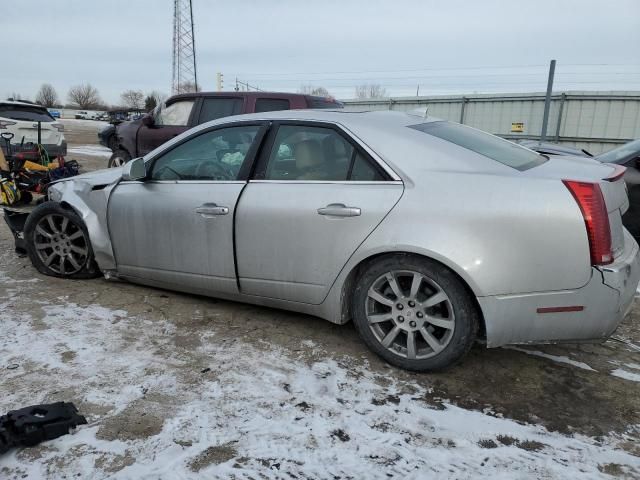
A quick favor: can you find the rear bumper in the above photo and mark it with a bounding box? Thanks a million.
[479,230,640,347]
[1,141,67,159]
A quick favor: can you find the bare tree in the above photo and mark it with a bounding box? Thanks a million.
[68,83,102,109]
[7,92,27,101]
[120,89,144,110]
[354,83,387,99]
[299,85,331,97]
[35,84,59,107]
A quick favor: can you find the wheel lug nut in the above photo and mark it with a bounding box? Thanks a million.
[408,301,415,307]
[396,304,404,310]
[417,312,424,318]
[409,321,417,328]
[397,316,404,322]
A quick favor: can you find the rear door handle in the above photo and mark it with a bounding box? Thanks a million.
[195,203,229,217]
[317,203,361,217]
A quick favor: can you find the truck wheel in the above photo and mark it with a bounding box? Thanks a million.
[24,202,101,279]
[108,149,131,168]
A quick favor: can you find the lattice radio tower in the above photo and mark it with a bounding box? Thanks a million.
[172,0,198,94]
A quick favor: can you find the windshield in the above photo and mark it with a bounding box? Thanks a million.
[409,121,547,171]
[596,139,640,165]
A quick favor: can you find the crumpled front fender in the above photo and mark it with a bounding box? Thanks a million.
[48,179,118,271]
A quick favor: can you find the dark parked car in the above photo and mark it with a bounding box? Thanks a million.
[104,92,343,167]
[521,139,640,240]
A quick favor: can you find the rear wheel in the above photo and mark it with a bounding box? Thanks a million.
[108,149,130,168]
[351,254,479,371]
[24,202,101,279]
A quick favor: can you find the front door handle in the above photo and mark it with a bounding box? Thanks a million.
[195,203,229,217]
[317,203,361,217]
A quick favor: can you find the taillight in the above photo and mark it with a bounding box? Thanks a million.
[52,123,64,132]
[563,180,612,265]
[0,120,17,129]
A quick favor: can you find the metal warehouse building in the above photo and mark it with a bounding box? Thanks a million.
[342,91,640,154]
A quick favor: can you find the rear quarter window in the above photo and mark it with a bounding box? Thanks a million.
[0,105,54,122]
[306,96,344,109]
[255,98,290,113]
[409,121,546,171]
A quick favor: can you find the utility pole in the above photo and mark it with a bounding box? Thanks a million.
[172,0,198,94]
[216,72,224,91]
[540,59,556,143]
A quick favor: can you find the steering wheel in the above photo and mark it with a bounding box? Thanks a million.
[195,161,234,181]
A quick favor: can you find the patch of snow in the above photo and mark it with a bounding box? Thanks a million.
[60,118,109,128]
[0,272,638,479]
[68,145,112,158]
[611,368,640,383]
[506,347,597,371]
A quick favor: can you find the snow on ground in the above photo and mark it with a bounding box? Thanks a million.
[611,368,640,383]
[60,118,109,129]
[67,145,112,158]
[506,347,597,372]
[1,274,638,479]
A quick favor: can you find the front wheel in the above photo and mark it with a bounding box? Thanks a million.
[351,254,479,371]
[24,202,101,279]
[108,149,131,168]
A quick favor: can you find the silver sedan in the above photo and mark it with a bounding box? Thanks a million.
[15,110,640,371]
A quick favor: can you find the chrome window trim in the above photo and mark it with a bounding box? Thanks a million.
[248,180,403,185]
[119,180,247,185]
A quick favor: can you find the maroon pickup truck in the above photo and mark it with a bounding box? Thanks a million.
[107,91,342,167]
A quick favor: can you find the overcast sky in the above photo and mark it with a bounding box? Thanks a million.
[1,0,639,104]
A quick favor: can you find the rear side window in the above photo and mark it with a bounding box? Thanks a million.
[0,105,54,122]
[198,98,243,123]
[255,98,290,113]
[306,96,343,109]
[409,121,547,171]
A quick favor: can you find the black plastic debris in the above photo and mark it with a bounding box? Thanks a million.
[0,402,86,454]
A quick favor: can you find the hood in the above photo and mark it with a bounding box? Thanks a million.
[52,166,123,188]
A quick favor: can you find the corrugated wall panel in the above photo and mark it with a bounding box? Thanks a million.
[343,91,640,154]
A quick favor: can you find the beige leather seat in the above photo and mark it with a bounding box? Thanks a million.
[293,140,326,180]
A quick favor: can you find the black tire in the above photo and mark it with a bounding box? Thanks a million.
[107,135,118,152]
[24,202,101,279]
[351,254,479,371]
[108,149,131,168]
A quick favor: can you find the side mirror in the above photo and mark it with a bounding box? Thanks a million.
[121,157,146,181]
[141,114,155,127]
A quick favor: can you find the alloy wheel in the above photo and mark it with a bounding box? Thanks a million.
[365,270,455,360]
[33,214,89,275]
[111,156,126,167]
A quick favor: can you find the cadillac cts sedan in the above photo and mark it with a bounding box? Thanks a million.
[13,110,640,371]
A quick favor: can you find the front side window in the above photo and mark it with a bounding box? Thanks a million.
[151,125,260,181]
[261,125,384,181]
[409,121,547,171]
[198,98,243,123]
[155,100,195,126]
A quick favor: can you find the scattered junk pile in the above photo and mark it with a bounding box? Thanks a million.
[0,122,79,207]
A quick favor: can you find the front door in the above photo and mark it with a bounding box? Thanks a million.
[235,122,403,304]
[108,123,265,295]
[136,98,196,156]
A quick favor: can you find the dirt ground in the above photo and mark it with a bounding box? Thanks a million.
[1,120,639,479]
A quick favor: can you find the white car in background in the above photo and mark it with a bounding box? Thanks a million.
[75,110,100,120]
[0,101,66,159]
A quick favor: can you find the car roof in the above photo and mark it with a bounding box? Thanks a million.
[0,100,47,109]
[168,91,335,102]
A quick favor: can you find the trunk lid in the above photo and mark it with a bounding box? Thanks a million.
[12,119,60,145]
[523,154,628,259]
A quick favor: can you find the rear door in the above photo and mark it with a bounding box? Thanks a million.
[137,98,195,156]
[235,121,403,304]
